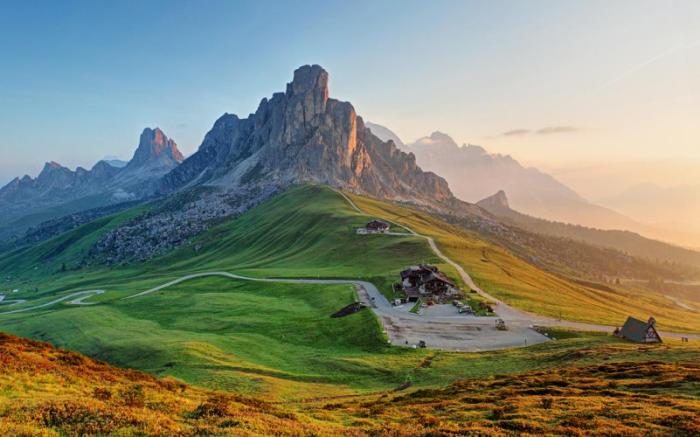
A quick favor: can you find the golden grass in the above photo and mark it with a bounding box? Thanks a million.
[348,192,700,332]
[0,332,352,436]
[2,331,700,435]
[307,359,700,435]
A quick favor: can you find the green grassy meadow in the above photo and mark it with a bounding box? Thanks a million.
[350,192,700,333]
[1,185,700,401]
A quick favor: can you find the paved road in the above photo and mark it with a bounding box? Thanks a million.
[0,290,104,315]
[334,188,700,342]
[2,188,697,351]
[123,271,548,351]
[0,294,26,307]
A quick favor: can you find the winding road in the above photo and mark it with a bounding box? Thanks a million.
[2,188,698,349]
[0,290,104,315]
[335,189,700,342]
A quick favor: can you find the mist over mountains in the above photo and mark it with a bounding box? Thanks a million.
[598,183,700,239]
[366,124,697,248]
[476,190,700,268]
[2,65,697,267]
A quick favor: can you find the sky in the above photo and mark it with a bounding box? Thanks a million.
[1,0,699,191]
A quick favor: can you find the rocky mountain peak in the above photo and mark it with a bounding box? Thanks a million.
[127,127,184,169]
[161,64,454,206]
[37,161,72,185]
[286,64,329,106]
[477,190,511,212]
[41,161,66,173]
[414,131,458,149]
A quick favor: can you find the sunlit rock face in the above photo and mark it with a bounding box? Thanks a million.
[161,65,454,205]
[127,128,184,169]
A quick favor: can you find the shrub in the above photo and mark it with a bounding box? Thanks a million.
[159,376,187,392]
[39,401,118,434]
[489,407,505,420]
[541,397,554,410]
[93,387,112,401]
[120,384,145,408]
[189,395,230,419]
[219,419,241,428]
[420,414,440,427]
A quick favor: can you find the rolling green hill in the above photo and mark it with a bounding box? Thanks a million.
[349,191,700,332]
[2,184,700,402]
[477,191,700,269]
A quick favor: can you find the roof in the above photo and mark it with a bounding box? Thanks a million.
[619,317,661,343]
[422,272,456,287]
[400,264,438,279]
[366,220,390,229]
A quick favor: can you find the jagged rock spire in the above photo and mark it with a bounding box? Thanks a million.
[127,128,183,169]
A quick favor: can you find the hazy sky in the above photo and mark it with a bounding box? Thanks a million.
[1,0,699,188]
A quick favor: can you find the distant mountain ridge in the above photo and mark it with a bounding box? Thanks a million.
[597,182,700,237]
[366,126,671,239]
[365,122,406,149]
[0,66,488,256]
[477,190,700,268]
[0,127,183,240]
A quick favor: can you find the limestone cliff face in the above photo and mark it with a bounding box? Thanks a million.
[161,65,453,205]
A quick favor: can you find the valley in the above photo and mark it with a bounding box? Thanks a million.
[2,185,700,407]
[1,59,699,435]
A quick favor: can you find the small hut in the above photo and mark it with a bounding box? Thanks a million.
[616,316,662,343]
[365,220,390,233]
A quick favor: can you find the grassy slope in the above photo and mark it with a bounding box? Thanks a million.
[1,185,700,404]
[3,331,699,436]
[0,185,450,301]
[0,186,453,399]
[0,332,351,436]
[317,357,700,435]
[0,276,399,399]
[348,192,700,332]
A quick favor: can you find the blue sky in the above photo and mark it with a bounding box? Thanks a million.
[1,0,699,186]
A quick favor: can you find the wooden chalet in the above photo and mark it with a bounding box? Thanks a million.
[615,316,662,343]
[400,265,439,288]
[365,220,390,233]
[400,264,458,300]
[403,287,421,302]
[420,271,456,294]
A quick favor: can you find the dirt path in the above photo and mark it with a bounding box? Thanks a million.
[0,294,26,307]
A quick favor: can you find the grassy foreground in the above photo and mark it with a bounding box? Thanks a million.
[2,331,700,436]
